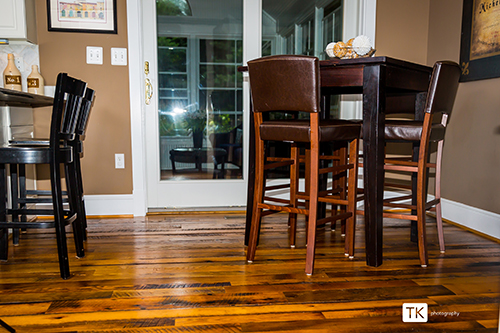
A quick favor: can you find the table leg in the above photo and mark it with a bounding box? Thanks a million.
[363,65,386,267]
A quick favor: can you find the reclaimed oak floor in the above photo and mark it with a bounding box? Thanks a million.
[0,213,499,332]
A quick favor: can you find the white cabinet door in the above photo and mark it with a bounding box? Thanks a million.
[0,0,37,43]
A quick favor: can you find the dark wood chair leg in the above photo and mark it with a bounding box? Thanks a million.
[73,155,88,241]
[51,160,71,280]
[0,163,7,261]
[9,164,20,245]
[66,162,85,259]
[246,130,265,263]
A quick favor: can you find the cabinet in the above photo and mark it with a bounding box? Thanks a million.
[0,0,37,43]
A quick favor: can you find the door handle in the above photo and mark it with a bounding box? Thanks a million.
[145,78,153,105]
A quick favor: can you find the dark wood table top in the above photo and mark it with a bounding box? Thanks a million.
[0,88,53,108]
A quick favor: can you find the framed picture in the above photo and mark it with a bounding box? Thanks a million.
[47,0,117,34]
[460,0,500,82]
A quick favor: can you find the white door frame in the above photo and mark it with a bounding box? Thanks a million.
[125,0,376,216]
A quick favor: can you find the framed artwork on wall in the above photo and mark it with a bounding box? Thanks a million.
[460,0,500,82]
[47,0,117,34]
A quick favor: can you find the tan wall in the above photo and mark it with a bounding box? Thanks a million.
[375,0,430,64]
[427,0,500,214]
[34,0,133,195]
[377,0,500,215]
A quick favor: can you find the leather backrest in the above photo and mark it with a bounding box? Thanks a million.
[425,61,461,116]
[247,55,320,113]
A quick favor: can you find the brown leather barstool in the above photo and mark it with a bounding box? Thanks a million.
[363,61,461,267]
[245,55,361,275]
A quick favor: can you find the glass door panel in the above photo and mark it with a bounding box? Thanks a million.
[143,0,247,209]
[156,2,243,181]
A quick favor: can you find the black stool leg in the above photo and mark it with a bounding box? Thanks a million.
[65,162,85,259]
[0,164,8,261]
[9,164,20,245]
[51,160,71,279]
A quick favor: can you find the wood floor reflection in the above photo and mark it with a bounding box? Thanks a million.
[0,213,499,332]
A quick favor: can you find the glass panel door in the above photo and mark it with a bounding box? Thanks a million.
[143,0,247,209]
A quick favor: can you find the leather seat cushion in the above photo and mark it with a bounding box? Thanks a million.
[384,120,446,142]
[260,119,361,142]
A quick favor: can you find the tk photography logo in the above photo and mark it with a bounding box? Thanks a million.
[402,303,428,323]
[402,303,460,323]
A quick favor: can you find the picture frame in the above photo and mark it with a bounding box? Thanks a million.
[47,0,117,34]
[460,0,500,82]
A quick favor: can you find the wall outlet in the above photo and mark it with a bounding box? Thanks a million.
[86,46,103,65]
[111,47,127,66]
[115,153,125,169]
[15,56,24,72]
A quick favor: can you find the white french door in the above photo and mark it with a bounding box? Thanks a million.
[134,0,374,211]
[141,0,259,209]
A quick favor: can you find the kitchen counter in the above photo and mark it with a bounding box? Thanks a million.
[0,88,53,108]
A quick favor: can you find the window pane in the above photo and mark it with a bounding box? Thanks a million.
[156,1,243,180]
[200,65,236,88]
[159,74,187,88]
[200,40,235,63]
[159,89,188,98]
[158,98,188,112]
[209,90,236,111]
[158,37,187,47]
[158,48,186,72]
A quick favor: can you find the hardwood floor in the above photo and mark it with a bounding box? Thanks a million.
[0,213,499,332]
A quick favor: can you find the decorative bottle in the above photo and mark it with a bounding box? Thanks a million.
[3,53,22,91]
[27,65,45,95]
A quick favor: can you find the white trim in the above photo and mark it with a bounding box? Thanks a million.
[127,0,148,216]
[340,0,377,120]
[83,195,136,216]
[441,199,500,241]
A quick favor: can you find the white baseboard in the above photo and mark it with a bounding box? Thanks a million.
[83,194,135,216]
[441,198,500,241]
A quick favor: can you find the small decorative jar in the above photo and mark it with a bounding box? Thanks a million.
[3,53,22,91]
[27,65,45,95]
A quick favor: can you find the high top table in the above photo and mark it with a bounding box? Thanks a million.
[242,56,433,267]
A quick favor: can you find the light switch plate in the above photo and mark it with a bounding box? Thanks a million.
[86,46,103,65]
[111,47,127,66]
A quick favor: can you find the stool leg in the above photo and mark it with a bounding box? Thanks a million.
[0,163,7,260]
[247,135,265,263]
[345,138,359,258]
[305,142,319,275]
[289,144,299,248]
[66,162,85,259]
[9,164,20,245]
[435,140,445,253]
[51,161,71,279]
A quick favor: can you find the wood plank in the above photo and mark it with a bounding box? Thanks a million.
[0,214,498,332]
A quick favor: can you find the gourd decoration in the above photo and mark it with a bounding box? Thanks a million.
[325,35,375,59]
